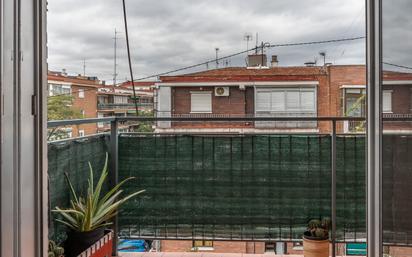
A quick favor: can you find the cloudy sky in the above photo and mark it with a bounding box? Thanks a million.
[47,0,408,84]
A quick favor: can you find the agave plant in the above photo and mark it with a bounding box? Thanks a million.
[48,240,64,257]
[53,153,145,232]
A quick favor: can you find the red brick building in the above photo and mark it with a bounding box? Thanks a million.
[48,71,100,138]
[155,60,412,133]
[47,72,156,138]
[97,81,156,132]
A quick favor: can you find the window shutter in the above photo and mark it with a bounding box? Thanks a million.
[382,90,392,113]
[256,91,271,111]
[300,90,316,111]
[191,93,212,113]
[271,91,285,111]
[286,90,300,110]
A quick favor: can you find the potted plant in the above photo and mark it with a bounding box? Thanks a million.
[48,240,64,257]
[53,154,145,257]
[303,218,331,257]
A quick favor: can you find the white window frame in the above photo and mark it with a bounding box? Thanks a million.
[78,88,85,98]
[48,83,71,96]
[382,90,392,113]
[255,87,317,114]
[78,130,85,137]
[190,91,212,113]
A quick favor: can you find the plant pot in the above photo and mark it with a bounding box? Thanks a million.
[303,232,329,257]
[64,228,105,257]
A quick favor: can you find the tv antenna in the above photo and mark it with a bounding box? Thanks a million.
[244,33,253,53]
[113,28,121,86]
[319,51,327,66]
[215,48,220,68]
[83,58,86,76]
[255,33,259,54]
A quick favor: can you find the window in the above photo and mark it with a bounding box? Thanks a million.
[193,240,213,248]
[97,113,104,128]
[191,92,212,113]
[382,90,392,113]
[78,130,85,137]
[80,109,85,118]
[114,95,128,104]
[256,88,316,113]
[49,83,71,96]
[410,89,412,111]
[78,88,85,98]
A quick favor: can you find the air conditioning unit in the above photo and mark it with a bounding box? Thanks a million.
[215,87,230,96]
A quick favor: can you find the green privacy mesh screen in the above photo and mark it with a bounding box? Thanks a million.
[382,135,412,245]
[118,134,366,241]
[48,135,110,243]
[47,133,412,244]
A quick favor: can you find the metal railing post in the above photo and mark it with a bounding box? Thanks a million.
[331,120,337,257]
[110,119,119,256]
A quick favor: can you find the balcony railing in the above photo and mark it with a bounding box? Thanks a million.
[97,102,153,110]
[47,116,412,256]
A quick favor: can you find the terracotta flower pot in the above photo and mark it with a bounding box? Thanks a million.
[303,232,329,257]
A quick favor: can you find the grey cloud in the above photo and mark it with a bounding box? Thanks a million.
[48,0,373,83]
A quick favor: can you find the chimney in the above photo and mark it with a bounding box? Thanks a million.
[62,68,67,76]
[271,55,279,67]
[247,54,267,67]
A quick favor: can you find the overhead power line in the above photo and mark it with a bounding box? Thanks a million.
[49,36,366,98]
[132,36,366,81]
[121,0,139,116]
[383,62,412,71]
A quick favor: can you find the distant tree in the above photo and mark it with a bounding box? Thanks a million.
[130,110,155,133]
[345,94,366,132]
[47,95,82,140]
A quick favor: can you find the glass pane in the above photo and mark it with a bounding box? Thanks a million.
[382,0,412,255]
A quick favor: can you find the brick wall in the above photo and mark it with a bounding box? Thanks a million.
[213,241,247,253]
[161,240,193,252]
[172,87,246,115]
[324,65,366,133]
[389,246,412,257]
[172,86,250,128]
[160,240,265,253]
[383,84,412,131]
[72,85,98,137]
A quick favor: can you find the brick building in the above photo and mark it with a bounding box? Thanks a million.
[48,71,100,138]
[97,81,156,133]
[120,81,156,112]
[48,72,156,137]
[155,57,412,133]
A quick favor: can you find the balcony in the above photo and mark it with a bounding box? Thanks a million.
[47,116,412,256]
[98,102,153,111]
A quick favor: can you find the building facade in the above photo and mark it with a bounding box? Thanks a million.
[48,71,100,138]
[97,82,156,133]
[48,71,156,137]
[155,60,412,134]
